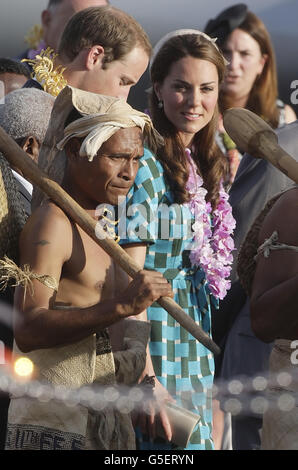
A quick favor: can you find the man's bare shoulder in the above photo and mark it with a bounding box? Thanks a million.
[273,187,298,212]
[259,187,298,245]
[23,200,71,234]
[20,201,73,261]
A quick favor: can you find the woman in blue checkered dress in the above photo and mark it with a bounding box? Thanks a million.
[120,31,234,450]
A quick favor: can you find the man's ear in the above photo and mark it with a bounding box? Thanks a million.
[22,136,40,164]
[85,45,105,70]
[41,9,52,43]
[41,9,51,29]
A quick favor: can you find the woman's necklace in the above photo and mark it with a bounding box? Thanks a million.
[185,148,236,300]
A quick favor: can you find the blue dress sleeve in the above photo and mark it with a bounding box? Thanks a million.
[119,148,166,245]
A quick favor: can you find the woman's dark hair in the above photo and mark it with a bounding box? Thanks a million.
[150,34,227,209]
[219,11,280,128]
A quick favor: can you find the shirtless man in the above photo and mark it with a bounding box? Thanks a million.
[14,130,169,352]
[250,187,298,343]
[5,88,172,450]
[248,186,298,450]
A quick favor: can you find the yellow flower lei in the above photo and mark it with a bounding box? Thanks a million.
[22,47,68,97]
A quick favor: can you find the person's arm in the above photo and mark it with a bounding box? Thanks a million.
[250,188,298,343]
[14,205,173,352]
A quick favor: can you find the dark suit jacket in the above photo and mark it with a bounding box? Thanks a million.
[23,78,43,91]
[213,121,298,381]
[0,176,31,449]
[13,177,32,218]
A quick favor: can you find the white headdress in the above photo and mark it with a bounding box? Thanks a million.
[57,93,163,162]
[149,28,227,71]
[32,86,163,209]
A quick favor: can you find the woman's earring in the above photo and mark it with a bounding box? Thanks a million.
[158,100,164,109]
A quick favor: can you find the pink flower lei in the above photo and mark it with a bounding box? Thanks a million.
[185,148,236,300]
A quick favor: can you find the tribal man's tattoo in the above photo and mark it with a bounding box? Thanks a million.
[34,240,50,246]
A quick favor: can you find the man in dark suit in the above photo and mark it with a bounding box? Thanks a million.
[0,88,54,448]
[213,120,298,449]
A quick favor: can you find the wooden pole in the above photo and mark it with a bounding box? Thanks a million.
[223,108,298,184]
[0,126,220,355]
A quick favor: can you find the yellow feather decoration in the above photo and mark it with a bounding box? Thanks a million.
[22,47,68,97]
[24,24,44,49]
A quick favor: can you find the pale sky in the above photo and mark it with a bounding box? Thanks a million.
[0,0,294,57]
[0,0,297,110]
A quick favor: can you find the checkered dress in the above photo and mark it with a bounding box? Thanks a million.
[120,148,216,450]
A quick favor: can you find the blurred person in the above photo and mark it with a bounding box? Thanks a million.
[0,88,54,449]
[0,89,55,212]
[42,0,109,53]
[18,0,109,64]
[211,120,298,450]
[0,59,30,99]
[120,30,235,451]
[205,3,297,450]
[205,3,296,187]
[247,185,298,450]
[4,86,172,450]
[23,6,151,103]
[234,119,298,451]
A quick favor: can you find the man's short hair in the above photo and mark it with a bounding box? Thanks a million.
[58,6,151,65]
[47,0,110,8]
[0,58,31,79]
[47,0,62,7]
[0,89,55,145]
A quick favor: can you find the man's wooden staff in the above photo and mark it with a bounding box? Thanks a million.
[0,126,220,355]
[223,107,298,184]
